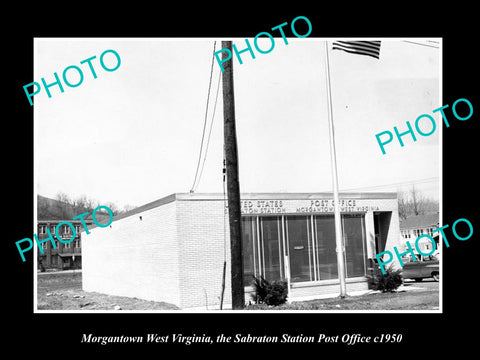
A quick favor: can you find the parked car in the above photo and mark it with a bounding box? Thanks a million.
[402,253,439,282]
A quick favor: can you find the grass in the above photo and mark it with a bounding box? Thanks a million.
[246,284,439,310]
[37,271,179,310]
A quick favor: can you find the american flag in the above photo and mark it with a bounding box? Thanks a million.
[332,41,381,59]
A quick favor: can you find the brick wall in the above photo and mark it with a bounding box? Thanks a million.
[176,199,232,309]
[82,201,182,306]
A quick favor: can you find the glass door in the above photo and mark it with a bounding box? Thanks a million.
[314,215,338,280]
[285,216,312,282]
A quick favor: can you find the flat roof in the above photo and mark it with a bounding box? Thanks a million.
[400,213,439,230]
[110,192,397,224]
[176,192,398,201]
[38,219,93,224]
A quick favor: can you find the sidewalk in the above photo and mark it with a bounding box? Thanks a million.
[37,269,82,276]
[288,283,425,303]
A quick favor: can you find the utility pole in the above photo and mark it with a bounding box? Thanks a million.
[222,40,245,309]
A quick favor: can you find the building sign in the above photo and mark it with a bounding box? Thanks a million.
[240,199,380,215]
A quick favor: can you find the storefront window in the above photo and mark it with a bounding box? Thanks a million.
[241,212,367,286]
[241,217,257,285]
[260,217,283,281]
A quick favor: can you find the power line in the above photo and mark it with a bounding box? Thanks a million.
[195,68,222,191]
[402,40,439,49]
[190,41,217,192]
[339,177,439,192]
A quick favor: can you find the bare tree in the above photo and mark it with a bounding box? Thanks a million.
[397,192,410,220]
[398,185,439,219]
[55,191,70,204]
[53,191,121,217]
[55,191,74,218]
[73,194,98,213]
[85,197,99,212]
[410,185,424,216]
[105,201,120,216]
[72,194,87,211]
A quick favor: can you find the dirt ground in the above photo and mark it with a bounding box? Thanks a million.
[37,271,439,311]
[37,271,179,310]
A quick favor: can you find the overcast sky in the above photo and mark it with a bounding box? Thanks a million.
[35,37,441,209]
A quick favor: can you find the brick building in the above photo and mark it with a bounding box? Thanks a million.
[82,192,401,310]
[37,219,92,270]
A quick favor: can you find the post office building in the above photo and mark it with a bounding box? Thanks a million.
[82,192,400,310]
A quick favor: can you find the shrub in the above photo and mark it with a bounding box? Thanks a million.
[251,276,288,306]
[368,265,403,293]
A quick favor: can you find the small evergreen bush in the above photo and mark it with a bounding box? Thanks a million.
[251,276,288,306]
[369,265,403,293]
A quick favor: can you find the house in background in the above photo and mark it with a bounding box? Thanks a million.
[399,213,439,255]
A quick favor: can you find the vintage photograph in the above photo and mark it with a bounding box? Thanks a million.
[33,37,441,312]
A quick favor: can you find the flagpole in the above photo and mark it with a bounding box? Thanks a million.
[324,40,347,298]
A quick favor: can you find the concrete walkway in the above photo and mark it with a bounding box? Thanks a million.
[37,269,82,275]
[289,283,425,303]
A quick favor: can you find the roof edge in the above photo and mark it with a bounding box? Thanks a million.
[176,192,398,201]
[99,191,398,225]
[111,193,177,223]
